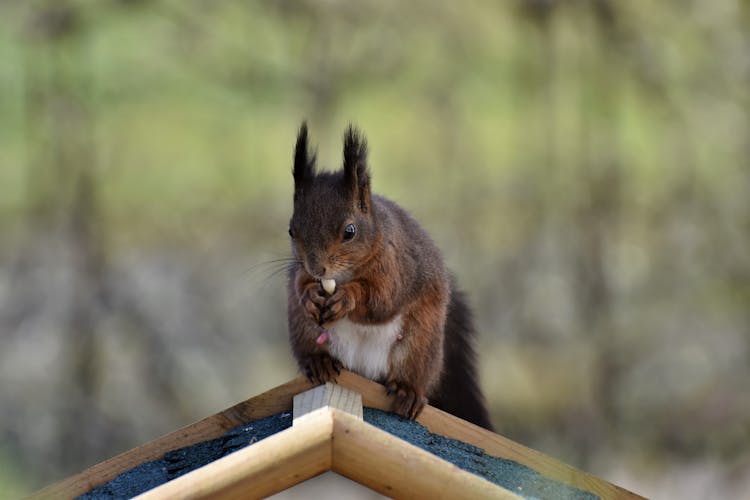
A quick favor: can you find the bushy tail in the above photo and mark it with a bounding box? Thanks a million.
[430,279,494,430]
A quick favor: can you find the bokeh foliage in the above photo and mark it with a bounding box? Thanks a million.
[1,1,749,497]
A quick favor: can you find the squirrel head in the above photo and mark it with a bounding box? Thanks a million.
[288,122,377,282]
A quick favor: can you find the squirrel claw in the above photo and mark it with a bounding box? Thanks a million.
[300,283,327,324]
[303,353,342,385]
[320,287,353,326]
[385,380,426,420]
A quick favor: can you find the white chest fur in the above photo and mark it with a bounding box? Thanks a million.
[327,315,402,381]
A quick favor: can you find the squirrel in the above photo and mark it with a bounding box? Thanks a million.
[286,122,493,430]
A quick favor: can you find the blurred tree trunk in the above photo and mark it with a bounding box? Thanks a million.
[22,4,192,475]
[568,0,625,466]
[23,2,107,471]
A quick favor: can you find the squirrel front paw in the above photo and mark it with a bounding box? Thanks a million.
[302,353,342,385]
[385,380,427,420]
[299,282,327,324]
[320,286,355,326]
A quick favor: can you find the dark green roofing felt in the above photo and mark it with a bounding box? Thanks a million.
[78,409,597,500]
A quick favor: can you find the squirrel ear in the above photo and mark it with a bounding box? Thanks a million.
[293,121,316,199]
[343,124,371,213]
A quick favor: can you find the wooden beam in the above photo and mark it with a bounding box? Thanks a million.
[31,376,314,500]
[334,370,393,411]
[331,409,522,500]
[135,409,334,500]
[332,371,643,500]
[416,406,642,500]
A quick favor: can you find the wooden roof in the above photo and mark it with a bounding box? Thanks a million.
[31,371,644,499]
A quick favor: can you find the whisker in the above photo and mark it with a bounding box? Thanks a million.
[240,257,297,278]
[220,253,300,311]
[264,263,295,282]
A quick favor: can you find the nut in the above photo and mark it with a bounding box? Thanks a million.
[321,278,336,295]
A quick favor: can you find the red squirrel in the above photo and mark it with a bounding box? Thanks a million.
[286,123,493,430]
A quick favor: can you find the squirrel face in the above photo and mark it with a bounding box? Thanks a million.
[289,123,378,282]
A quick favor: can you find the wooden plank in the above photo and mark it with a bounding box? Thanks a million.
[134,409,334,500]
[31,376,314,500]
[334,370,393,411]
[332,371,644,500]
[331,409,522,500]
[416,406,644,500]
[293,383,363,422]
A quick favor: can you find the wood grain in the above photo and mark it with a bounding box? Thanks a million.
[293,383,363,422]
[333,371,644,500]
[331,409,522,500]
[416,406,643,500]
[31,376,314,500]
[135,409,333,500]
[137,408,522,500]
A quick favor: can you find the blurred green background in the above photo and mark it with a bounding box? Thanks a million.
[1,1,750,498]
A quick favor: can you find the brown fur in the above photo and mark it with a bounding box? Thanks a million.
[286,123,492,429]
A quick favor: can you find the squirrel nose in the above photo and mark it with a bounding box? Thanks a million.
[312,265,328,278]
[306,256,328,278]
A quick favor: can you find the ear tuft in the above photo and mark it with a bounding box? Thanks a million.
[293,121,316,195]
[343,124,371,212]
[344,124,368,171]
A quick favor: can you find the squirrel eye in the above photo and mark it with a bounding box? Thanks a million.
[288,227,295,238]
[343,223,356,242]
